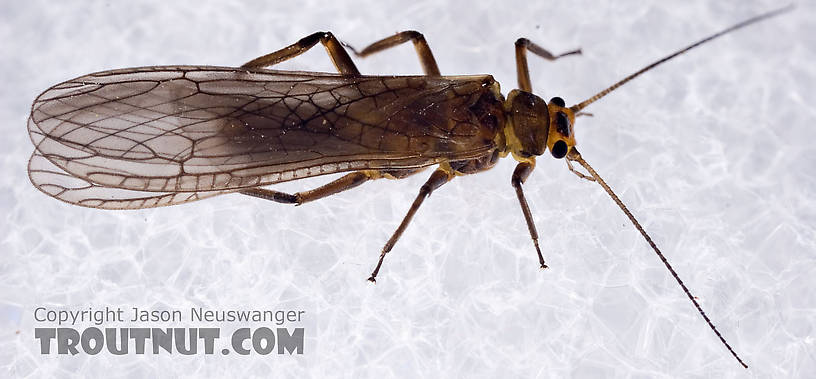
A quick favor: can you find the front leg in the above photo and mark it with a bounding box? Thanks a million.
[515,38,582,93]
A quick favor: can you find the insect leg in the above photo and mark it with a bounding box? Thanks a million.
[515,38,581,92]
[241,32,360,75]
[368,167,454,283]
[511,161,548,269]
[239,188,300,204]
[344,31,441,76]
[241,172,371,205]
[240,169,424,205]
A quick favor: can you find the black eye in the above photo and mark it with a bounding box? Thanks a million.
[550,97,565,107]
[551,140,568,159]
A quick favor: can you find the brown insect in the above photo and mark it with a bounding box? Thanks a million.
[27,6,792,367]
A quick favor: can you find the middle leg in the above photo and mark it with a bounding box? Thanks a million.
[511,160,548,269]
[368,167,454,282]
[344,31,441,76]
[242,31,360,75]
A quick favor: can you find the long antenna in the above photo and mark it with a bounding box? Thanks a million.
[566,148,748,368]
[570,4,794,113]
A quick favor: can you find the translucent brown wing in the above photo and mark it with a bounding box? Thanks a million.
[27,151,231,209]
[28,66,502,209]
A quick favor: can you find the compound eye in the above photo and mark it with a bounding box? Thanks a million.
[551,140,568,159]
[550,97,565,107]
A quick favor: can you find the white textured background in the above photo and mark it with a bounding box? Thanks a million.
[1,0,814,378]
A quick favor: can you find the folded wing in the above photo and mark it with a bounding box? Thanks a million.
[28,66,499,208]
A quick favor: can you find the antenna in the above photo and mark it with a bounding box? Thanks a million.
[570,5,794,113]
[567,148,749,368]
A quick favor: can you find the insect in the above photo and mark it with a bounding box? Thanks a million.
[27,6,792,367]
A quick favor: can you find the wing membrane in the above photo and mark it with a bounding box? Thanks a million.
[28,151,229,209]
[29,66,500,208]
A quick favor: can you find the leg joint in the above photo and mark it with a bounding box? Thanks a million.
[511,161,535,187]
[403,30,424,40]
[279,192,300,204]
[297,32,328,47]
[239,188,300,204]
[420,169,452,195]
